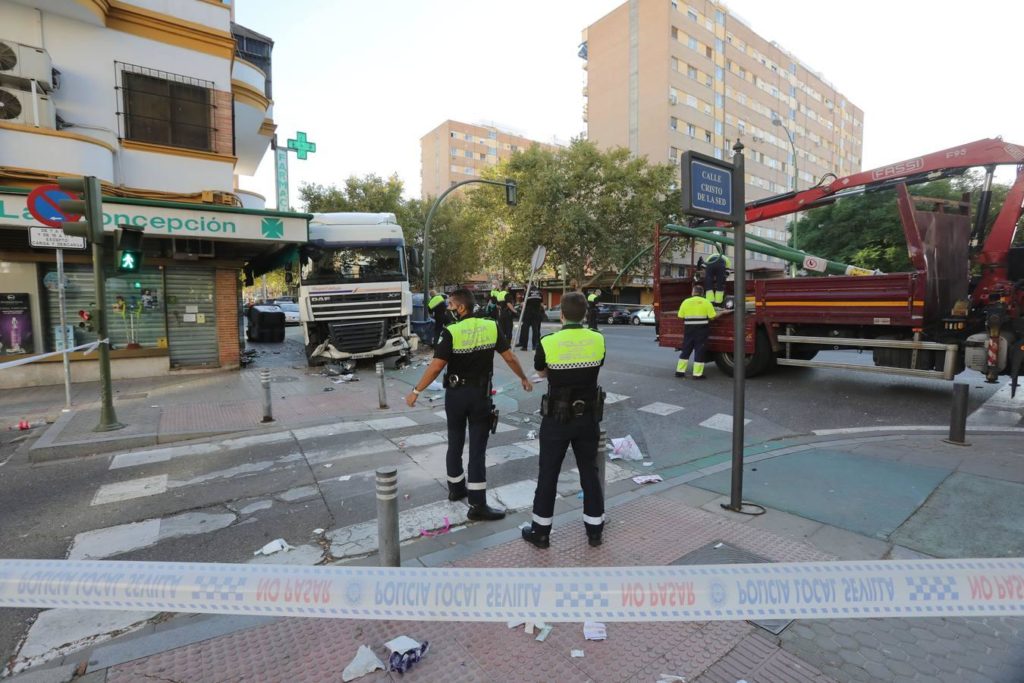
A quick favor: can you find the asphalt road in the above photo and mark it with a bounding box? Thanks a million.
[0,323,1012,670]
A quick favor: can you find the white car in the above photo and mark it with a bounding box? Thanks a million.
[277,302,301,325]
[631,306,657,325]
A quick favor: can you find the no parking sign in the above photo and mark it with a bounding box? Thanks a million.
[26,184,81,228]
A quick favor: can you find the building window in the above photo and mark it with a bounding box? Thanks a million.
[672,26,679,40]
[487,146,497,155]
[705,45,713,59]
[715,93,724,108]
[479,152,486,160]
[704,130,712,144]
[118,63,214,151]
[687,9,697,21]
[488,130,497,139]
[715,121,723,135]
[714,148,723,160]
[670,116,678,130]
[715,38,723,53]
[715,9,725,24]
[687,65,697,79]
[465,150,472,158]
[464,132,472,140]
[686,123,696,137]
[715,66,724,81]
[688,37,698,51]
[450,148,458,157]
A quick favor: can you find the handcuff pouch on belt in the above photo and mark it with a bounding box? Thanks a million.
[540,386,606,423]
[443,373,490,389]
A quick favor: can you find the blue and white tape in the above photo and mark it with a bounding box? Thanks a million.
[0,339,107,372]
[1,558,1021,622]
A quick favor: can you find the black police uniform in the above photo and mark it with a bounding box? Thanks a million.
[523,323,606,548]
[517,294,543,350]
[433,316,509,507]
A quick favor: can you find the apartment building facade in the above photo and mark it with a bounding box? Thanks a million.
[420,119,559,199]
[0,0,309,388]
[582,0,863,272]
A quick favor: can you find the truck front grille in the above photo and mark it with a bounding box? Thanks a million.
[328,320,386,354]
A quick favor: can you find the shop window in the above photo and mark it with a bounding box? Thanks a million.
[117,63,214,152]
[42,264,167,352]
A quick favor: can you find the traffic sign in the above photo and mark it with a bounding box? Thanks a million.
[26,185,81,228]
[802,254,826,272]
[530,245,547,271]
[29,227,87,251]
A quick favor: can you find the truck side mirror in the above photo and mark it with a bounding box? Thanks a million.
[407,247,422,276]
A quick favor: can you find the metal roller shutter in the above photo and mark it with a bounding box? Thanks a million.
[165,267,218,368]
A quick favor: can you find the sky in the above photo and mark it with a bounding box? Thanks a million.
[234,0,1024,210]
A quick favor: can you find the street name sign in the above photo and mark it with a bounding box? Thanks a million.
[29,227,87,250]
[680,150,743,223]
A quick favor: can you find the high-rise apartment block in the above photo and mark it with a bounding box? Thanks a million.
[420,120,559,199]
[582,0,863,268]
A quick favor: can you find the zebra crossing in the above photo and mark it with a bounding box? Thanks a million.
[67,409,646,566]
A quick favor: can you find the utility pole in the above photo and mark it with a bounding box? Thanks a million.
[59,176,123,431]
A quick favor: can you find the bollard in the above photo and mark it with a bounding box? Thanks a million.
[260,368,274,423]
[596,429,607,501]
[376,361,388,409]
[376,467,400,567]
[944,382,970,446]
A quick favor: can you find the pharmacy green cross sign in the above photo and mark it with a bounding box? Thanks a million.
[286,132,317,160]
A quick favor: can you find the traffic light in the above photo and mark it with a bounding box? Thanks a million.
[505,178,517,206]
[558,264,567,280]
[116,226,144,273]
[77,306,95,332]
[57,176,104,242]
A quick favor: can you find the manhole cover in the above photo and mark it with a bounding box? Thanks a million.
[672,541,793,635]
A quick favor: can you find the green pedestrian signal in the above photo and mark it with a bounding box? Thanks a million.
[115,226,144,273]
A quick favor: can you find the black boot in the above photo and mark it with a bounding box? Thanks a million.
[467,504,506,521]
[448,482,467,502]
[522,526,550,549]
[587,531,603,547]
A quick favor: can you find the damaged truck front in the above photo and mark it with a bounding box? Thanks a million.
[299,213,419,367]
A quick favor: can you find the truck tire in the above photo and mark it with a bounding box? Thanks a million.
[713,329,776,378]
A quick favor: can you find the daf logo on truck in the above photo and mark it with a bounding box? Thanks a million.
[298,213,418,367]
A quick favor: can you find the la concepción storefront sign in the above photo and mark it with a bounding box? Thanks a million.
[0,191,309,243]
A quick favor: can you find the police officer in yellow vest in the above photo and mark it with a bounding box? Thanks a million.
[703,252,731,306]
[523,292,607,549]
[407,289,533,521]
[426,290,449,346]
[676,284,717,379]
[586,289,601,330]
[492,281,514,341]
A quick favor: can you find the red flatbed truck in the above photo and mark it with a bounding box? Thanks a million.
[655,138,1024,391]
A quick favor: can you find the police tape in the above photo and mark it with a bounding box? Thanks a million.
[1,558,1022,622]
[0,339,107,372]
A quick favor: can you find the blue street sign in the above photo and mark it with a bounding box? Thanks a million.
[689,159,732,216]
[679,150,742,223]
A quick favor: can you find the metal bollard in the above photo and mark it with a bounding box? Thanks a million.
[597,429,607,500]
[260,368,274,423]
[376,467,400,567]
[944,382,970,446]
[376,361,388,409]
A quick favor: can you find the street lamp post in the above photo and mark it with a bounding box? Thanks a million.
[421,178,517,298]
[771,116,799,275]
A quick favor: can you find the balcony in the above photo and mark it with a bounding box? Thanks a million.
[0,122,115,182]
[232,58,273,176]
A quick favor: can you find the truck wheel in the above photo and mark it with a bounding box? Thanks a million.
[713,329,776,377]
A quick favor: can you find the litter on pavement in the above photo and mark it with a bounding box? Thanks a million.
[642,461,654,467]
[384,636,429,674]
[610,435,644,461]
[338,475,352,482]
[526,430,537,439]
[656,676,686,682]
[571,649,585,658]
[253,538,293,556]
[632,474,664,485]
[312,528,324,535]
[535,624,553,641]
[341,645,385,682]
[420,516,451,537]
[583,621,607,641]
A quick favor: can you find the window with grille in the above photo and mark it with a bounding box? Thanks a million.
[117,63,214,152]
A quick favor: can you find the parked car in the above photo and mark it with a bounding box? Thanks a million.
[596,304,632,325]
[631,306,657,325]
[544,305,560,322]
[277,302,300,325]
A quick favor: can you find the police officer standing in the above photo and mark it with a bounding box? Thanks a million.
[703,252,731,306]
[522,292,606,549]
[406,289,533,521]
[676,284,717,379]
[495,281,514,341]
[426,289,449,346]
[517,287,544,351]
[586,289,601,330]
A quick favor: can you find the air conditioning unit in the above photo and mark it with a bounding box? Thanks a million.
[0,87,56,128]
[0,41,53,90]
[172,238,215,259]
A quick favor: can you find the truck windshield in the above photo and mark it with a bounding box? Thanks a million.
[301,246,405,285]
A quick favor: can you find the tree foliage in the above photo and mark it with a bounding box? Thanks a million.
[792,173,1014,274]
[469,139,677,285]
[299,174,406,216]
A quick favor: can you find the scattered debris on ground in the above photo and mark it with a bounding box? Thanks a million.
[632,474,663,485]
[341,645,385,682]
[384,636,429,674]
[610,435,644,461]
[583,621,607,641]
[253,538,293,556]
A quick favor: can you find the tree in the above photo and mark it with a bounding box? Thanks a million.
[792,176,1014,273]
[403,195,486,287]
[299,173,406,216]
[470,139,676,286]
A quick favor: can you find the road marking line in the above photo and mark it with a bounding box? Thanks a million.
[604,392,630,405]
[638,402,685,416]
[68,511,237,560]
[700,413,751,433]
[366,416,418,431]
[91,475,168,506]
